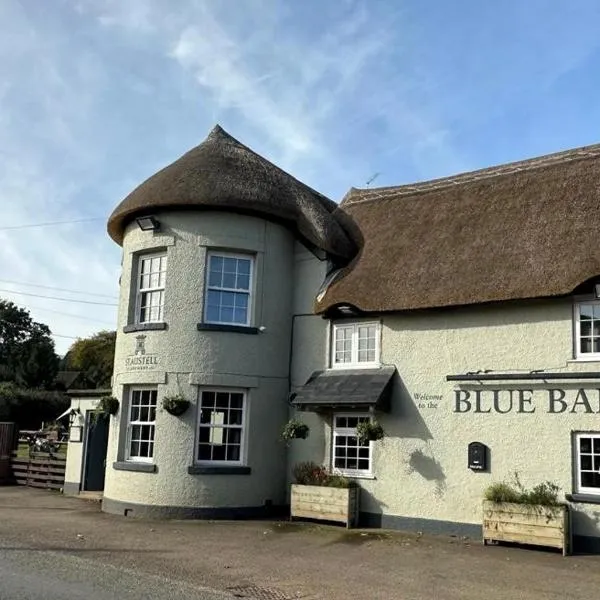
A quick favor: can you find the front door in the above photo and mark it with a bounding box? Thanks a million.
[82,412,109,491]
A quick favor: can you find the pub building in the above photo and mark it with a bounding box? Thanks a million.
[64,126,600,552]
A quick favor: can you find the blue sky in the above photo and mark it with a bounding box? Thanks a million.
[1,0,600,354]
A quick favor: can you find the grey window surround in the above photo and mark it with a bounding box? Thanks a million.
[196,323,259,335]
[123,322,167,333]
[566,493,600,505]
[187,465,251,475]
[113,461,157,473]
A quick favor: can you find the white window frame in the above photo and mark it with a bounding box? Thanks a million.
[330,321,381,369]
[126,387,158,463]
[574,432,600,496]
[204,252,254,327]
[135,252,167,324]
[195,388,248,466]
[331,413,373,478]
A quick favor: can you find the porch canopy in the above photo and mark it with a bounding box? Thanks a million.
[291,366,396,412]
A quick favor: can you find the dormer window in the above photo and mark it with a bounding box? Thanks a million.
[574,300,600,359]
[331,321,380,369]
[205,252,254,326]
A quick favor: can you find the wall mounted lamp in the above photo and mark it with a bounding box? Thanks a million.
[595,283,600,299]
[135,215,161,232]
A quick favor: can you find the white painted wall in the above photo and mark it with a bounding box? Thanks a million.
[291,296,600,538]
[103,211,296,510]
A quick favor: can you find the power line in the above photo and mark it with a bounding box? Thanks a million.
[25,305,116,326]
[0,217,104,231]
[0,279,118,299]
[0,317,78,340]
[0,289,118,306]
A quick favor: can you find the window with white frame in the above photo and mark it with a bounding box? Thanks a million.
[136,253,167,323]
[204,253,253,326]
[331,322,380,368]
[197,389,246,464]
[332,414,372,476]
[574,432,600,496]
[126,388,157,462]
[575,301,600,358]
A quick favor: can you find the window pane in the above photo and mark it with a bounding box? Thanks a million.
[581,338,593,354]
[582,472,600,489]
[581,455,593,470]
[230,393,243,409]
[594,438,600,453]
[206,305,220,322]
[233,308,247,324]
[198,444,212,460]
[202,392,215,407]
[237,259,251,275]
[581,321,592,336]
[226,445,241,461]
[594,339,600,353]
[223,272,236,288]
[210,256,223,272]
[580,437,592,453]
[580,305,594,319]
[235,293,249,309]
[236,274,250,290]
[221,307,234,322]
[216,393,229,408]
[208,270,222,287]
[594,304,600,319]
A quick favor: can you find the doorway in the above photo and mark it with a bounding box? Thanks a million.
[82,412,109,492]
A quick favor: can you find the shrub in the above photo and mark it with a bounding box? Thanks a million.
[484,473,561,506]
[292,461,357,488]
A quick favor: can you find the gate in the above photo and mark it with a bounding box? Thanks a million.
[0,423,16,485]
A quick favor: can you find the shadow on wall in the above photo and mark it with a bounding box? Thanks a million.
[571,506,600,541]
[381,374,433,442]
[406,448,447,498]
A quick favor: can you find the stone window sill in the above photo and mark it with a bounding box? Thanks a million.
[187,465,251,475]
[196,323,259,335]
[123,322,167,333]
[566,493,600,505]
[113,461,157,473]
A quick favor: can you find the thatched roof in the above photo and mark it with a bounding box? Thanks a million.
[317,143,600,313]
[107,126,357,261]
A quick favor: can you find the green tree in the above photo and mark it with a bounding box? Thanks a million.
[0,300,59,389]
[63,330,116,389]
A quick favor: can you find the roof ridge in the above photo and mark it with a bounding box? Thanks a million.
[343,141,600,206]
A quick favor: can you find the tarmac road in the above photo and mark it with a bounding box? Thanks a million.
[0,548,230,600]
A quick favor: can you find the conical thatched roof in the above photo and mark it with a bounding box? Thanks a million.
[317,142,600,313]
[107,126,357,261]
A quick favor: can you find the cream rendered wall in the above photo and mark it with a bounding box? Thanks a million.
[287,244,328,474]
[292,294,600,539]
[103,211,295,511]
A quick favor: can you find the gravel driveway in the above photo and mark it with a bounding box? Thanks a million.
[0,487,598,599]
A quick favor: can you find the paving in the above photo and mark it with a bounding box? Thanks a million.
[0,487,598,599]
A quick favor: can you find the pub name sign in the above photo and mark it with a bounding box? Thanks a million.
[454,388,600,414]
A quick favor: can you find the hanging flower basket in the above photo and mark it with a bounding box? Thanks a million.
[91,395,119,423]
[281,419,310,441]
[162,395,190,416]
[97,395,120,416]
[356,420,384,444]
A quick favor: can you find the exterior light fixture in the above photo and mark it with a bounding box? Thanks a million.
[595,283,600,299]
[135,215,161,232]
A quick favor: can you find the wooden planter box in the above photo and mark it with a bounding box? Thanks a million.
[483,500,571,555]
[290,484,359,528]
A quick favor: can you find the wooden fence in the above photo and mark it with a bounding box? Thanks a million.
[0,423,16,485]
[10,453,66,490]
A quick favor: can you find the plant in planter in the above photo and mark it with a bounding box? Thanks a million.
[281,418,310,442]
[355,420,384,444]
[290,461,359,528]
[162,394,190,416]
[482,473,570,555]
